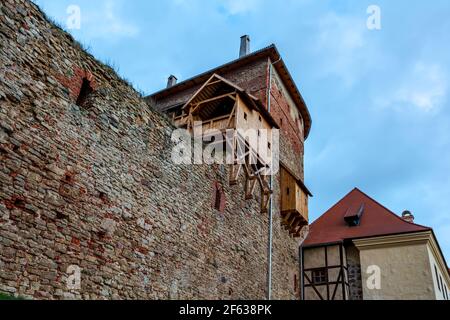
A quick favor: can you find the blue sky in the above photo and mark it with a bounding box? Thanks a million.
[33,0,450,259]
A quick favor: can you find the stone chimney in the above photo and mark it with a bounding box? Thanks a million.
[239,35,250,58]
[402,210,415,223]
[167,75,177,88]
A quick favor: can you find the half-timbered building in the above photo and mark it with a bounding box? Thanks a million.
[301,188,450,300]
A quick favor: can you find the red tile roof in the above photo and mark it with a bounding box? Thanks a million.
[303,188,431,247]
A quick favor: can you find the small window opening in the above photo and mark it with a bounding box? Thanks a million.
[436,266,441,291]
[14,198,25,208]
[56,211,68,220]
[268,142,271,150]
[258,115,262,122]
[214,188,221,211]
[286,187,290,196]
[213,183,224,212]
[76,77,94,107]
[312,269,328,285]
[243,112,248,121]
[99,191,108,204]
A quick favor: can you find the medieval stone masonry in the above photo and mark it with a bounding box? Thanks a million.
[0,0,307,299]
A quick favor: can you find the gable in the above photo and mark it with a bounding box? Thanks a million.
[304,188,431,247]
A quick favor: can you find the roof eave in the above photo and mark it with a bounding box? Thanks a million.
[147,44,312,139]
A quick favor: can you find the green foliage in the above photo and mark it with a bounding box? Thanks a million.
[0,293,23,300]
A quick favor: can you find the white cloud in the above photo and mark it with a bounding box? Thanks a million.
[103,0,139,37]
[32,0,139,40]
[312,12,377,87]
[377,62,447,112]
[81,0,139,39]
[394,62,447,111]
[172,0,262,15]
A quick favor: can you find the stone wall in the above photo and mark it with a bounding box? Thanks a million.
[269,67,305,179]
[345,244,363,300]
[0,0,300,299]
[151,57,306,180]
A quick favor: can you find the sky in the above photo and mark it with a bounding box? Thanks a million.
[32,0,450,260]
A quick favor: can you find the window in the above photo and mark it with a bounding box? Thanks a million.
[312,269,328,285]
[440,276,444,294]
[294,274,298,293]
[258,115,262,122]
[212,182,225,212]
[268,142,271,150]
[243,112,248,121]
[435,266,441,291]
[76,77,94,108]
[286,187,290,196]
[214,188,221,210]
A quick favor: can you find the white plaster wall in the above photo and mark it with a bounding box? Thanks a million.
[427,245,450,300]
[359,243,435,300]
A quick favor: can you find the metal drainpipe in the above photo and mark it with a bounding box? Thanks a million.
[267,58,282,300]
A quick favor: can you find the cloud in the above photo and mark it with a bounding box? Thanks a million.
[312,12,378,87]
[32,0,139,40]
[394,62,447,111]
[82,0,139,39]
[172,0,262,15]
[376,62,447,112]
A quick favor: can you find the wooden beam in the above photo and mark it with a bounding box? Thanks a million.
[245,177,258,200]
[331,270,342,300]
[205,79,222,87]
[303,273,325,301]
[191,92,236,114]
[226,102,237,129]
[229,163,242,185]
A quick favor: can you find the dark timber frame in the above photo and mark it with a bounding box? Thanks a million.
[300,243,350,300]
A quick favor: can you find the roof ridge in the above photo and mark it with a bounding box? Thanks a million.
[148,44,279,98]
[352,188,431,231]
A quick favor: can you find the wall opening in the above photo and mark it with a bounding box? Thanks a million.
[76,77,94,107]
[214,188,221,211]
[212,181,225,213]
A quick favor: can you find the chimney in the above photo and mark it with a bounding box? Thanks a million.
[239,35,250,58]
[167,75,177,88]
[402,210,415,223]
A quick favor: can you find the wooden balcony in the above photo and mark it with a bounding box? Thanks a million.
[170,73,280,213]
[280,165,311,237]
